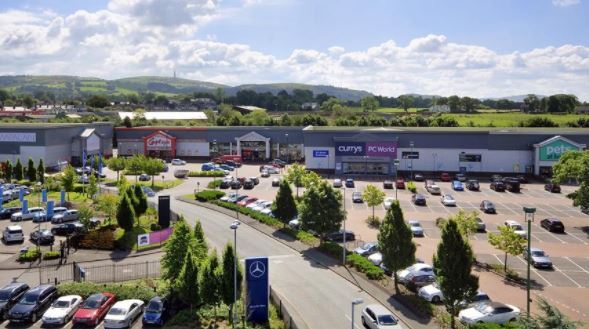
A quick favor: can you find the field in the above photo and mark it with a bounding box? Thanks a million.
[443,112,586,127]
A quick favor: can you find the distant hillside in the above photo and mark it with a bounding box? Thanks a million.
[482,94,547,102]
[0,75,373,101]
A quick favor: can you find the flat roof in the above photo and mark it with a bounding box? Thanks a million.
[302,126,589,134]
[118,111,207,120]
[0,122,113,129]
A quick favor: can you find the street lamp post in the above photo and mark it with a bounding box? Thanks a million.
[230,220,240,328]
[351,298,364,329]
[409,141,415,180]
[342,186,346,266]
[523,206,536,319]
[212,140,218,189]
[285,133,289,164]
[393,159,400,200]
[197,182,200,193]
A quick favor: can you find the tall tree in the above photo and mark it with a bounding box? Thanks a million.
[378,200,416,293]
[298,181,344,243]
[37,159,45,183]
[192,220,208,261]
[220,243,243,323]
[97,194,119,224]
[272,180,297,226]
[143,158,165,187]
[552,150,589,212]
[177,249,200,311]
[133,184,148,217]
[284,163,306,197]
[106,157,126,182]
[4,161,12,182]
[26,158,36,182]
[115,194,135,231]
[437,210,480,239]
[126,155,143,182]
[488,225,526,272]
[433,220,479,329]
[447,95,461,112]
[14,158,23,181]
[161,219,193,281]
[360,96,379,113]
[363,184,385,221]
[87,172,98,199]
[60,165,77,200]
[524,94,540,113]
[199,250,221,313]
[398,95,414,112]
[521,297,581,329]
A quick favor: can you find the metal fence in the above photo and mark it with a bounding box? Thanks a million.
[41,260,161,285]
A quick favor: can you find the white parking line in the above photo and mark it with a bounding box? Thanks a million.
[553,265,584,288]
[564,257,589,275]
[515,256,552,287]
[565,232,588,245]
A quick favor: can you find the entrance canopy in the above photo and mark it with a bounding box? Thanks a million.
[236,131,270,159]
[533,135,585,176]
[144,130,176,156]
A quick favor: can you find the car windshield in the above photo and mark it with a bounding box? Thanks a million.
[0,291,10,302]
[378,315,397,325]
[146,301,162,313]
[362,243,375,250]
[108,308,126,316]
[82,296,103,309]
[19,294,38,305]
[532,250,545,257]
[53,300,70,308]
[513,224,523,230]
[410,222,421,227]
[487,202,494,207]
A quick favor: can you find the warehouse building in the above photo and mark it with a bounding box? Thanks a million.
[0,123,113,169]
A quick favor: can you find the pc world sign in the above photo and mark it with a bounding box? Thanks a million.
[539,139,580,161]
[335,141,397,157]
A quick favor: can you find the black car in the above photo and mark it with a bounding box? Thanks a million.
[413,173,425,181]
[230,181,242,190]
[383,180,394,189]
[8,284,57,323]
[243,179,255,189]
[412,194,427,206]
[29,230,55,245]
[406,274,436,292]
[490,174,502,182]
[250,177,260,185]
[516,175,528,183]
[540,218,565,233]
[345,179,355,188]
[352,191,363,203]
[271,178,280,187]
[225,160,241,168]
[490,181,506,192]
[51,222,85,236]
[502,178,521,192]
[544,183,561,193]
[0,282,29,320]
[219,180,231,189]
[326,230,355,242]
[480,200,496,214]
[466,180,480,191]
[0,207,22,220]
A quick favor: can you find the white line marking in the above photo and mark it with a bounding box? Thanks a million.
[552,265,583,288]
[515,256,552,287]
[566,232,588,245]
[565,257,589,275]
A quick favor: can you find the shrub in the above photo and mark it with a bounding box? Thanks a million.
[406,181,417,193]
[365,216,381,228]
[43,251,60,260]
[206,180,222,189]
[519,117,558,127]
[150,223,162,231]
[57,282,156,302]
[194,190,225,202]
[211,200,283,227]
[187,171,226,177]
[71,227,116,250]
[318,241,344,259]
[18,249,40,262]
[346,254,385,280]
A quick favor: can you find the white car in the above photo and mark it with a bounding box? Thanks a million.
[398,263,434,284]
[459,302,520,325]
[42,295,83,325]
[441,194,456,207]
[171,159,186,165]
[51,209,79,224]
[246,199,267,210]
[407,220,424,237]
[504,220,527,238]
[252,201,272,212]
[10,207,45,221]
[260,170,270,178]
[361,304,404,328]
[220,193,238,202]
[103,299,145,329]
[418,283,444,303]
[333,179,342,188]
[367,252,383,266]
[260,208,273,216]
[353,242,379,256]
[288,218,300,229]
[2,225,24,243]
[383,197,394,210]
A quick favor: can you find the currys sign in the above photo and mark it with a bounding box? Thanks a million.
[335,142,365,156]
[146,133,172,150]
[335,141,397,157]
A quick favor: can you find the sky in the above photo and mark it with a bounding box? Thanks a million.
[0,0,588,99]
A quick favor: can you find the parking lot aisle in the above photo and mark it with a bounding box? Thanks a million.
[564,230,589,245]
[533,231,567,244]
[514,256,552,287]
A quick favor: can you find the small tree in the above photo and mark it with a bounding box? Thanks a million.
[87,172,98,199]
[522,297,581,329]
[4,161,12,182]
[26,158,36,182]
[272,180,297,226]
[363,184,385,221]
[116,194,135,231]
[37,159,45,184]
[161,219,193,281]
[106,157,126,182]
[97,194,119,224]
[378,200,416,293]
[284,163,306,197]
[437,210,479,238]
[221,243,243,324]
[14,158,23,181]
[77,205,96,230]
[60,165,77,200]
[177,249,200,311]
[126,155,144,182]
[133,185,148,217]
[433,220,479,329]
[298,181,344,243]
[199,250,221,314]
[488,225,526,272]
[143,157,165,187]
[192,220,208,261]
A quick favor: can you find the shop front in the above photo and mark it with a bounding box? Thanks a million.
[334,139,398,175]
[236,131,271,162]
[533,135,585,177]
[143,131,176,160]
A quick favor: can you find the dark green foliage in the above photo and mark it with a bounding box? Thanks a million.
[433,219,479,329]
[272,180,297,225]
[37,159,45,183]
[521,297,580,329]
[553,151,589,213]
[187,171,226,177]
[346,254,385,280]
[192,220,208,261]
[176,249,200,308]
[61,165,77,199]
[211,200,284,227]
[87,95,109,108]
[519,117,558,127]
[194,190,225,201]
[298,181,344,243]
[199,250,221,308]
[161,219,193,282]
[14,158,23,181]
[133,184,148,216]
[4,160,12,182]
[116,194,135,231]
[27,158,36,182]
[57,282,156,302]
[220,243,242,318]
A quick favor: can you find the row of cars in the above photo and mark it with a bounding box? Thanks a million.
[220,193,274,216]
[0,282,168,327]
[1,184,31,203]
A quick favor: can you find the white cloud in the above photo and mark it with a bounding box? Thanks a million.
[552,0,581,7]
[0,3,588,100]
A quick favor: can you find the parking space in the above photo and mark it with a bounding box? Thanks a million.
[0,315,144,329]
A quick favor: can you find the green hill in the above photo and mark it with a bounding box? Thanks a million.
[226,83,372,101]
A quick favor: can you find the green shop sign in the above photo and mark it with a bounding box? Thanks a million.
[539,139,579,161]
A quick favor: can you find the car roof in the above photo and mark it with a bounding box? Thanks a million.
[113,299,143,308]
[530,247,543,252]
[7,225,22,230]
[0,282,28,291]
[149,296,165,303]
[544,218,561,222]
[485,301,510,309]
[27,284,55,294]
[57,295,82,301]
[365,304,393,316]
[505,220,520,225]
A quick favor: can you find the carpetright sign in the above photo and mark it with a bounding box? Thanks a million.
[539,139,580,161]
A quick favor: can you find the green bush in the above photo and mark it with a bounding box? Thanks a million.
[318,241,344,259]
[365,216,381,228]
[346,254,385,280]
[57,282,157,302]
[18,249,40,262]
[207,180,222,189]
[150,223,162,231]
[194,190,225,202]
[188,171,226,177]
[43,251,60,260]
[407,181,417,193]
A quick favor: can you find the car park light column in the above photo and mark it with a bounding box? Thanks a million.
[523,206,536,319]
[285,133,289,164]
[409,141,415,179]
[230,220,240,328]
[351,298,363,329]
[393,159,400,200]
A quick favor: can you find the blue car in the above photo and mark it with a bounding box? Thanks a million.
[219,164,234,171]
[452,180,464,191]
[201,163,215,171]
[141,186,156,197]
[142,296,167,326]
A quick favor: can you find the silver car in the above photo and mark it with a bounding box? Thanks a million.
[51,209,79,224]
[361,304,403,328]
[10,207,45,221]
[523,247,553,269]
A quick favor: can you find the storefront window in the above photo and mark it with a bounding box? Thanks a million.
[274,143,303,162]
[209,142,231,156]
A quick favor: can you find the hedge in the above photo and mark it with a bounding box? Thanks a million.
[71,227,116,250]
[211,200,283,227]
[407,181,417,193]
[207,180,222,189]
[57,282,157,302]
[43,251,60,260]
[346,254,385,280]
[194,190,225,202]
[188,171,226,177]
[18,249,40,262]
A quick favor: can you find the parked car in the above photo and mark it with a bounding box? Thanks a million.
[260,170,270,178]
[352,191,363,203]
[353,242,379,256]
[0,207,21,219]
[271,177,280,187]
[259,165,279,174]
[141,186,155,197]
[250,177,260,185]
[326,230,355,242]
[201,163,216,171]
[407,220,424,237]
[490,181,506,192]
[455,173,467,182]
[139,174,150,181]
[406,274,436,291]
[103,299,144,329]
[459,302,520,325]
[383,180,394,189]
[426,184,441,195]
[171,159,186,166]
[413,173,424,181]
[30,230,55,245]
[45,207,68,221]
[504,220,527,238]
[251,201,272,212]
[237,197,258,207]
[367,252,383,266]
[51,222,86,236]
[361,304,403,329]
[227,194,248,203]
[8,284,58,323]
[395,178,405,189]
[523,247,553,269]
[480,200,496,214]
[398,263,434,284]
[516,175,528,183]
[51,209,79,224]
[41,295,83,326]
[383,197,394,210]
[333,179,343,188]
[73,292,116,327]
[271,159,287,167]
[441,194,457,207]
[503,178,521,192]
[78,175,89,184]
[2,225,24,243]
[440,172,451,182]
[0,282,29,320]
[411,194,426,206]
[544,183,561,193]
[419,283,490,306]
[219,178,232,189]
[475,218,486,232]
[243,179,255,189]
[142,296,167,326]
[345,178,355,188]
[540,218,565,233]
[490,174,503,182]
[288,218,300,230]
[220,193,238,202]
[246,200,267,210]
[451,180,464,191]
[230,180,242,190]
[173,169,189,179]
[10,207,45,221]
[225,160,241,168]
[466,180,480,191]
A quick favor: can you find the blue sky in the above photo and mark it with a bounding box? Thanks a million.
[0,0,587,98]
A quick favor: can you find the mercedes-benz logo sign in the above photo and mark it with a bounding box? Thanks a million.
[249,261,266,279]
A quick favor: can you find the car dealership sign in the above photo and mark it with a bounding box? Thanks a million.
[539,139,580,161]
[335,141,397,157]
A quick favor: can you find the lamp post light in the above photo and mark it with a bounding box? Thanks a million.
[342,186,347,266]
[197,182,200,193]
[285,133,289,164]
[351,298,364,329]
[230,220,241,328]
[393,159,400,200]
[523,206,536,319]
[409,141,415,180]
[212,139,218,189]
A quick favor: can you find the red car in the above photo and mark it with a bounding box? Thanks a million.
[237,197,258,207]
[440,173,451,182]
[73,292,116,326]
[395,178,405,189]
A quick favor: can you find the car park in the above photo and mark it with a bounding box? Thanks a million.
[441,194,457,207]
[413,173,424,181]
[51,222,86,236]
[103,299,144,329]
[504,220,527,238]
[243,179,255,189]
[451,180,464,191]
[466,180,480,191]
[0,207,22,219]
[353,242,379,256]
[361,304,403,329]
[411,194,426,206]
[455,173,467,182]
[271,177,280,186]
[398,263,434,284]
[8,284,58,323]
[475,218,486,232]
[30,229,55,245]
[142,296,167,326]
[440,172,451,182]
[73,292,116,327]
[544,183,561,193]
[383,197,394,210]
[459,302,520,325]
[41,295,83,326]
[523,247,553,269]
[11,207,45,221]
[395,178,405,189]
[490,181,506,192]
[326,230,355,242]
[0,282,29,320]
[171,159,186,165]
[540,218,565,233]
[3,225,24,243]
[333,179,342,188]
[51,209,79,223]
[139,174,150,181]
[345,178,355,188]
[407,220,424,237]
[352,191,363,203]
[480,200,496,214]
[383,180,394,189]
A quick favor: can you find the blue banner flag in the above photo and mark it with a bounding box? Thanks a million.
[245,257,269,324]
[42,189,47,203]
[22,200,28,214]
[82,149,87,169]
[60,190,66,205]
[98,153,103,174]
[0,195,3,210]
[91,155,95,170]
[19,188,24,202]
[46,201,55,219]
